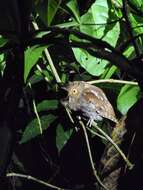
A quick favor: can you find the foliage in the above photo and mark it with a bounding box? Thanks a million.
[0,0,143,189]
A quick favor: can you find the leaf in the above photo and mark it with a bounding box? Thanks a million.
[130,0,143,11]
[123,46,134,59]
[56,124,73,153]
[128,13,143,52]
[0,36,8,47]
[101,65,117,79]
[111,0,122,8]
[80,0,120,46]
[73,48,107,76]
[37,100,58,112]
[36,0,61,26]
[29,74,43,85]
[66,0,80,23]
[117,85,141,115]
[24,45,47,82]
[20,115,56,144]
[47,0,62,26]
[72,0,120,76]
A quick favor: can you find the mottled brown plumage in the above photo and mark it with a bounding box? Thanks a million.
[62,81,118,125]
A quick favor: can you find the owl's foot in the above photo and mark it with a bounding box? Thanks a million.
[86,119,97,128]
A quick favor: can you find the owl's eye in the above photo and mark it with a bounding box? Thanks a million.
[72,88,78,94]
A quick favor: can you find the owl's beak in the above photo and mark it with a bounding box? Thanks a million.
[61,86,67,91]
[61,84,70,92]
[61,86,69,104]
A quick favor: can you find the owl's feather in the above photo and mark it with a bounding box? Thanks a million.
[62,81,118,124]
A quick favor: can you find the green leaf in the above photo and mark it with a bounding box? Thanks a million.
[28,74,43,85]
[117,85,141,115]
[111,0,122,8]
[47,0,62,26]
[130,0,143,11]
[73,48,107,76]
[123,46,135,59]
[36,0,61,26]
[72,0,120,76]
[37,100,58,112]
[56,124,73,153]
[24,45,47,82]
[0,53,4,63]
[129,13,143,52]
[101,65,117,79]
[66,0,80,23]
[20,115,56,144]
[0,53,5,72]
[0,36,8,47]
[80,0,120,46]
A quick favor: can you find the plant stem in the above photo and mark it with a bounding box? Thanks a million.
[36,64,50,82]
[6,172,66,190]
[29,83,42,134]
[86,127,107,140]
[44,49,61,83]
[65,107,74,124]
[92,121,134,170]
[32,21,61,83]
[88,79,138,85]
[32,98,42,134]
[79,121,109,190]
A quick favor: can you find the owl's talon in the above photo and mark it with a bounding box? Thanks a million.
[86,119,93,128]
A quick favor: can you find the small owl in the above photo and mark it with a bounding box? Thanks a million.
[61,81,117,126]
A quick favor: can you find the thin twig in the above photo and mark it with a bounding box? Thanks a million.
[32,98,43,134]
[32,21,61,83]
[124,132,136,173]
[86,127,107,140]
[65,107,75,124]
[88,79,138,85]
[64,107,80,131]
[29,83,42,134]
[79,120,109,190]
[44,49,61,83]
[92,121,134,169]
[36,64,50,82]
[6,172,67,190]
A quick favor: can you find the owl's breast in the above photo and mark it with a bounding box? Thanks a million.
[79,99,103,121]
[68,96,81,111]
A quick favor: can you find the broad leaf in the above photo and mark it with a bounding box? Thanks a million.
[56,124,73,153]
[117,85,141,115]
[101,65,117,79]
[130,0,143,11]
[20,115,56,144]
[80,0,120,46]
[0,36,8,47]
[73,48,108,76]
[66,0,80,23]
[47,0,62,26]
[72,0,120,76]
[36,0,61,26]
[37,100,58,112]
[24,45,47,82]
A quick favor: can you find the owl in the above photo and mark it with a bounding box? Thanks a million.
[61,81,117,126]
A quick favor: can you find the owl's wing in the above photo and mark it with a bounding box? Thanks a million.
[84,83,109,100]
[82,88,117,123]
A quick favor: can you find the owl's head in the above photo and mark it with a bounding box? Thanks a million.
[64,81,85,98]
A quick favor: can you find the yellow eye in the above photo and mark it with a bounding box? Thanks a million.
[72,88,78,94]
